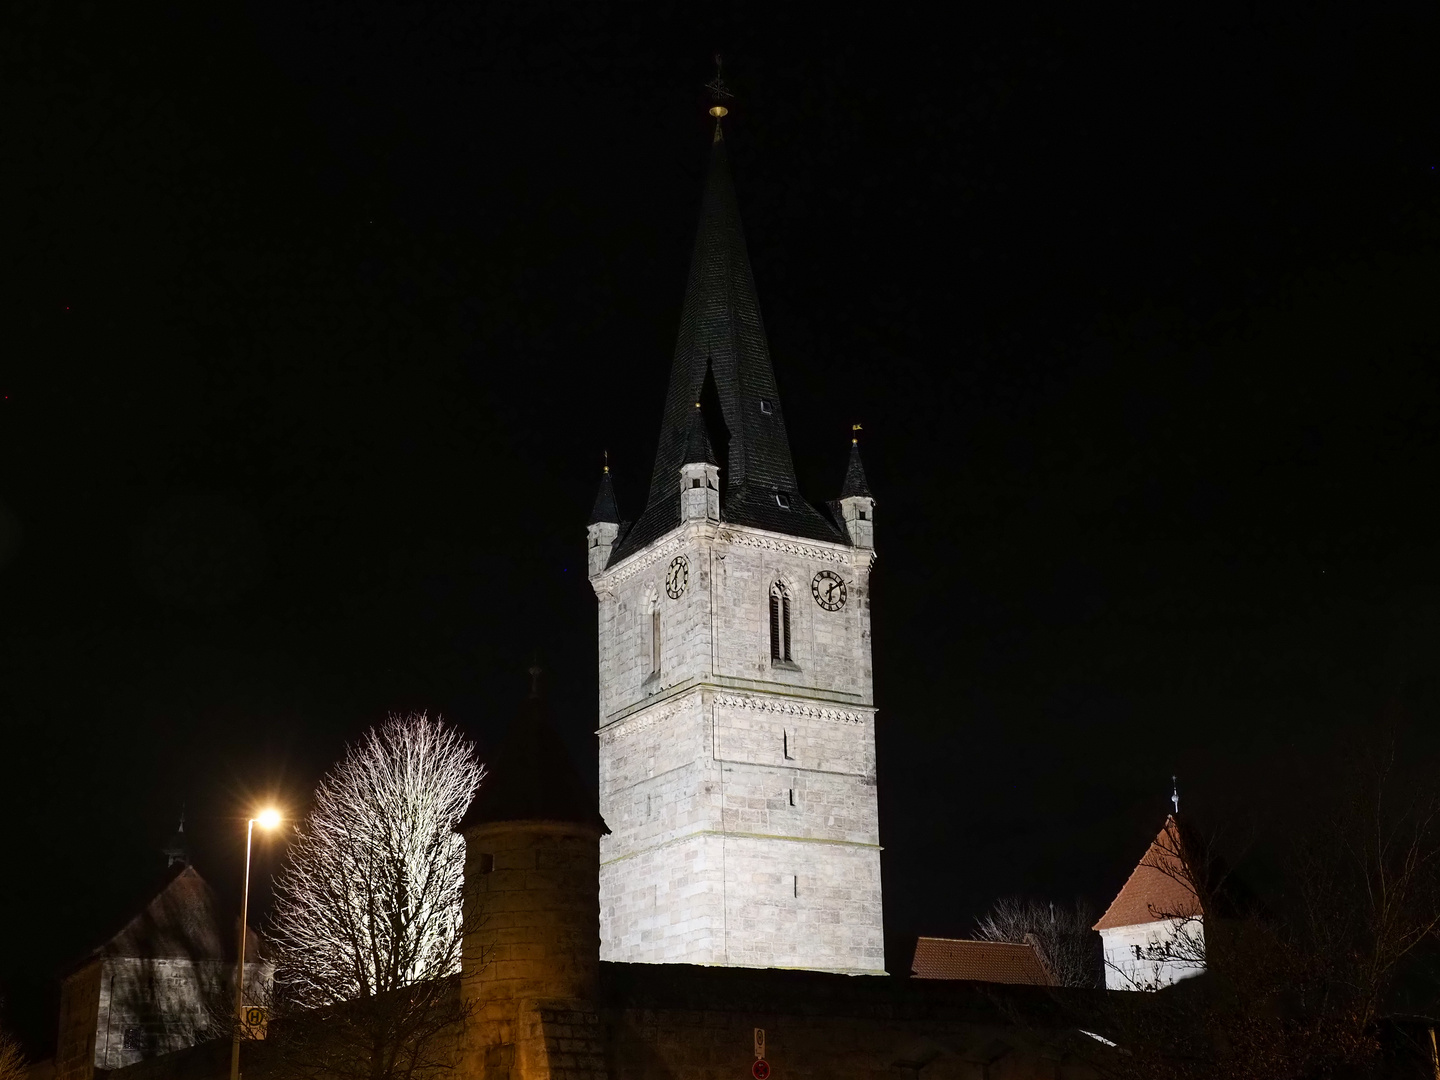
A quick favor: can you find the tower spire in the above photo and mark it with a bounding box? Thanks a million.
[610,64,842,562]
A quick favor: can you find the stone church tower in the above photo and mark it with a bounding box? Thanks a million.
[586,90,884,975]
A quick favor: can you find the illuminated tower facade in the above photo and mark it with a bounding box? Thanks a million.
[586,84,883,974]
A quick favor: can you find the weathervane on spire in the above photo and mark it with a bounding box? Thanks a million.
[603,448,609,474]
[852,423,863,446]
[706,53,733,123]
[1172,776,1180,816]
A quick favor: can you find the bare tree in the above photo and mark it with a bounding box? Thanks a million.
[976,897,1102,988]
[0,1026,25,1080]
[268,713,484,1080]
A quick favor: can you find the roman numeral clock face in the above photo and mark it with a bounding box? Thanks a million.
[666,556,689,599]
[811,570,847,611]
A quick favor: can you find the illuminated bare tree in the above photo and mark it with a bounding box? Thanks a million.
[975,897,1102,988]
[269,713,484,1080]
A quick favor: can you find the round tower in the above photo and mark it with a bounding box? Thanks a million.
[458,669,609,1075]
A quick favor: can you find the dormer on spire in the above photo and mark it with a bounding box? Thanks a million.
[838,425,875,550]
[587,460,621,576]
[680,402,720,522]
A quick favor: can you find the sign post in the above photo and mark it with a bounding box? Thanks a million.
[752,1028,769,1079]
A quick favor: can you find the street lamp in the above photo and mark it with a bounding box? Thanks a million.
[232,809,281,1080]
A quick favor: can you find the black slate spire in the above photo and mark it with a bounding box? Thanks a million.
[840,430,872,499]
[588,463,620,525]
[681,402,717,466]
[610,77,841,562]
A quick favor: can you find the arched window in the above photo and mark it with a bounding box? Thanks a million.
[651,608,661,674]
[769,582,792,663]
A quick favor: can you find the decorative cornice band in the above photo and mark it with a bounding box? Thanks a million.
[599,694,696,744]
[714,693,869,725]
[718,530,847,564]
[604,532,689,587]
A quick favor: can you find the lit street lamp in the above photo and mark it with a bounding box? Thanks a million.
[232,809,281,1080]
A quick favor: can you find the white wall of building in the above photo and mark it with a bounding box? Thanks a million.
[1099,918,1205,991]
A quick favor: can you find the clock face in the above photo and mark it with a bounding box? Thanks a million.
[811,570,847,611]
[665,556,689,599]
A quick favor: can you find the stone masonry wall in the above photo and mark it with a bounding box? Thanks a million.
[463,822,604,1080]
[593,520,883,973]
[604,1003,1095,1080]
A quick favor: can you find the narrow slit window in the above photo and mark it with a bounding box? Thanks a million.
[788,788,795,806]
[769,582,792,662]
[783,730,794,760]
[793,875,799,898]
[651,609,661,673]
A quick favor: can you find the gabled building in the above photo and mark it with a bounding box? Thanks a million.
[1093,815,1205,991]
[586,73,882,976]
[54,860,271,1080]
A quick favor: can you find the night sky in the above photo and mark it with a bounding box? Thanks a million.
[5,0,1439,1055]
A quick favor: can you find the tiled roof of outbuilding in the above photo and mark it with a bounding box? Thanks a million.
[609,121,842,564]
[910,938,1056,985]
[1093,815,1203,931]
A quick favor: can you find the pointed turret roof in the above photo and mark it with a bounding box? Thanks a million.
[682,402,717,466]
[458,671,609,834]
[840,435,872,499]
[609,104,842,563]
[1093,815,1203,931]
[588,466,620,525]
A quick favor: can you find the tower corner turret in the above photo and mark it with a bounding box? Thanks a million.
[838,428,875,550]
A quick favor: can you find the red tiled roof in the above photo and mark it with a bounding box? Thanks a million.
[910,937,1056,985]
[1093,815,1202,931]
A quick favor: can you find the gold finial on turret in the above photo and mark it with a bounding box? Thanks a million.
[603,449,609,474]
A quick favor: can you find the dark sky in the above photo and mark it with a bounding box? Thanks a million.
[5,0,1439,1054]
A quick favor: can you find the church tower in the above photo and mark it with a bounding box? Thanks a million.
[586,78,884,974]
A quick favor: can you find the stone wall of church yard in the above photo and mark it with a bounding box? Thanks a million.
[603,1005,1095,1080]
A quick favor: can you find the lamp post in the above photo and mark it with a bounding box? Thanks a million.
[232,808,281,1080]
